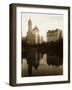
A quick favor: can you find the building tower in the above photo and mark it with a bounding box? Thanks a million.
[27,18,34,44]
[28,19,32,31]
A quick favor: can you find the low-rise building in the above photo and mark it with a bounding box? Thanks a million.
[47,29,63,42]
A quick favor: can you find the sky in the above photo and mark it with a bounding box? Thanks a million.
[22,13,63,41]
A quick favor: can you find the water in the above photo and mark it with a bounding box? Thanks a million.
[21,47,63,77]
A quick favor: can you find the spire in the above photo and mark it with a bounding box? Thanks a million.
[28,16,31,23]
[28,17,32,31]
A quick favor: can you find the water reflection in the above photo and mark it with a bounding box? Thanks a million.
[22,47,63,77]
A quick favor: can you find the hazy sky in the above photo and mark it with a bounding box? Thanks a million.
[22,13,63,41]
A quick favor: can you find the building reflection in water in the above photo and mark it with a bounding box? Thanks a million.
[21,46,63,77]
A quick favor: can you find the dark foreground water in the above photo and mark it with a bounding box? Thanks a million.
[21,53,63,77]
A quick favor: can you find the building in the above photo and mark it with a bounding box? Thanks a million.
[26,19,35,44]
[47,29,63,42]
[39,36,44,44]
[32,26,40,44]
[26,19,43,45]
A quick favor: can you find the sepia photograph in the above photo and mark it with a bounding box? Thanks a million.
[9,3,70,86]
[21,13,63,77]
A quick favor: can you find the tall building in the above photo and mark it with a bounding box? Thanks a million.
[33,26,40,44]
[26,19,41,45]
[28,19,32,31]
[47,29,63,42]
[26,19,35,44]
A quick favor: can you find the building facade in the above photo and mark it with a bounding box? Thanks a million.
[47,29,63,42]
